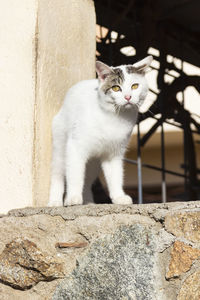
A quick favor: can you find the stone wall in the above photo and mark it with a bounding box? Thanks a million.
[0,202,200,299]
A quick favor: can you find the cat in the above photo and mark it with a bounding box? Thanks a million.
[48,55,153,206]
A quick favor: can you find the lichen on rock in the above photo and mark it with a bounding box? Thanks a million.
[53,224,156,300]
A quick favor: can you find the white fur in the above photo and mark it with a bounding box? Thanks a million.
[48,56,152,206]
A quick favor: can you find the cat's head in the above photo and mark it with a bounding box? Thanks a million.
[96,56,152,112]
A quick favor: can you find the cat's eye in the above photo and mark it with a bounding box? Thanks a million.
[131,83,139,90]
[112,85,121,92]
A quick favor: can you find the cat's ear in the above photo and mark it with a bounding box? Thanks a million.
[96,61,113,81]
[133,55,153,73]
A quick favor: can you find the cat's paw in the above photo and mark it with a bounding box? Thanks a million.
[47,199,63,207]
[64,195,83,206]
[112,194,133,205]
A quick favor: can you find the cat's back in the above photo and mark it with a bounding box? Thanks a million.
[62,79,98,111]
[53,78,99,134]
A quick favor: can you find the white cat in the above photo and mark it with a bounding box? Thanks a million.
[48,56,152,206]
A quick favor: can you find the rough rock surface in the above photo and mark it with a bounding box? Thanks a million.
[177,270,200,300]
[0,201,199,300]
[53,224,156,300]
[165,211,200,242]
[0,238,64,290]
[166,241,200,279]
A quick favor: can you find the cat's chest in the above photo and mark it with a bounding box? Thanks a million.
[92,112,135,151]
[101,116,130,140]
[100,110,136,135]
[70,107,138,157]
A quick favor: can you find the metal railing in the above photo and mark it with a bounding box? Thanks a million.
[95,0,200,203]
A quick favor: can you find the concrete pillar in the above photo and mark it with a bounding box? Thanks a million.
[0,0,96,213]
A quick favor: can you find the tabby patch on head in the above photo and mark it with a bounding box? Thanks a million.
[96,56,153,110]
[102,67,125,94]
[126,65,139,74]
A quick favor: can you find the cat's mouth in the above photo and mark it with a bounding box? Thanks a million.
[123,102,134,108]
[124,102,132,106]
[113,101,136,113]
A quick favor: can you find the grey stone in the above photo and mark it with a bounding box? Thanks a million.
[6,201,200,221]
[53,224,156,300]
[1,202,200,300]
[156,228,175,253]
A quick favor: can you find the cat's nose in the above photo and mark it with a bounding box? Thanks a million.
[124,95,132,101]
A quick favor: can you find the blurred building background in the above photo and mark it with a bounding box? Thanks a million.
[95,0,200,203]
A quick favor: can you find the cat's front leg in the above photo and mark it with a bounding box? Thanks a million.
[101,156,132,205]
[64,139,86,206]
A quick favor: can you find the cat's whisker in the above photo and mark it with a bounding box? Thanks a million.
[114,103,121,116]
[148,109,155,116]
[132,102,140,111]
[135,103,139,109]
[114,103,118,114]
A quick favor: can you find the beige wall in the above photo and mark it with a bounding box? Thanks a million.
[33,0,96,207]
[0,0,96,213]
[0,0,37,213]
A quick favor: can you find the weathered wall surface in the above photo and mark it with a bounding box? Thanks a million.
[0,202,199,299]
[34,0,96,207]
[0,0,37,213]
[0,0,96,213]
